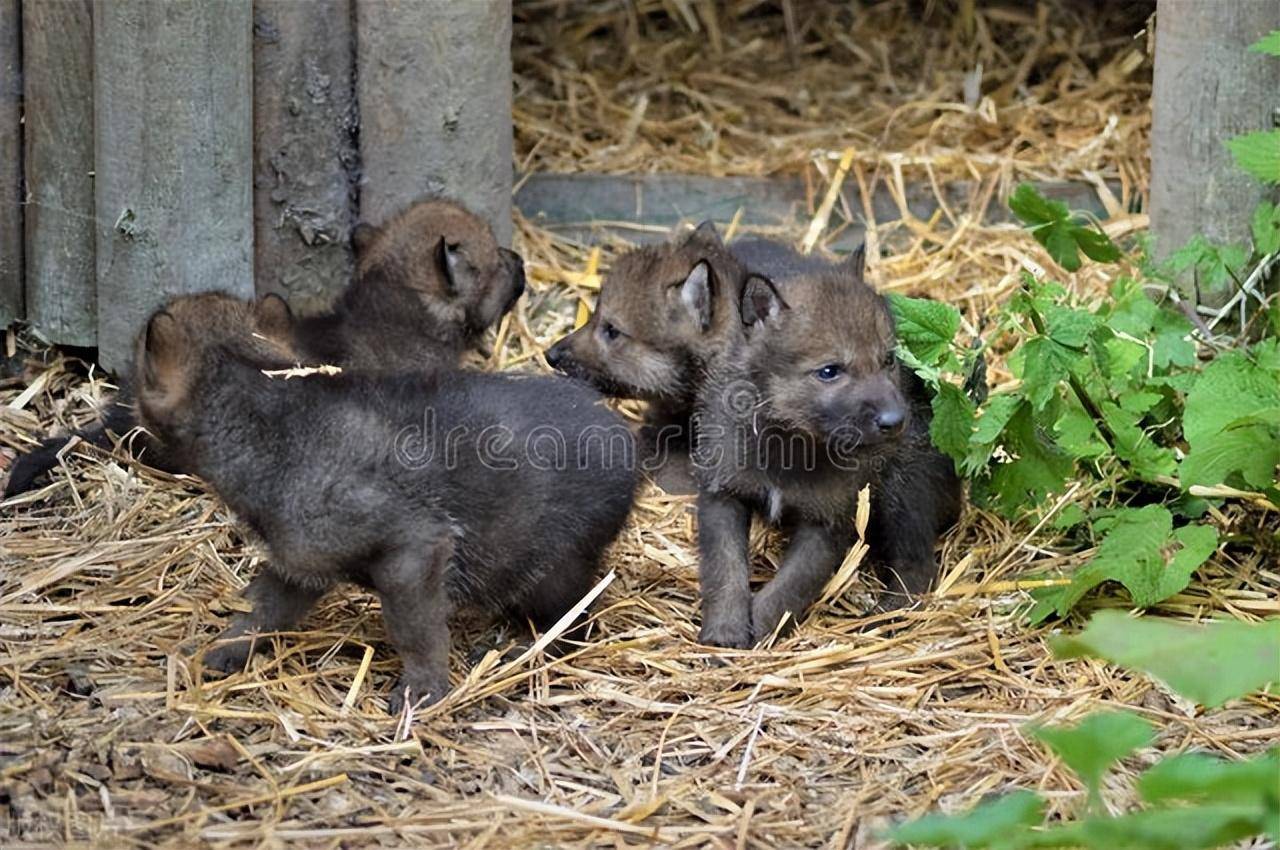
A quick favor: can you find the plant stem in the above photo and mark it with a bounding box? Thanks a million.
[1023,300,1119,453]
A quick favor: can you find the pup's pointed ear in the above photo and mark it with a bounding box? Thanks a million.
[435,236,459,293]
[255,293,294,340]
[351,222,378,255]
[685,219,722,246]
[843,243,866,281]
[141,311,182,389]
[677,260,713,332]
[741,274,786,326]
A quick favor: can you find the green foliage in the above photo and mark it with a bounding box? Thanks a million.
[1251,201,1280,255]
[1248,29,1280,56]
[1030,712,1153,803]
[1227,131,1280,185]
[1051,611,1280,709]
[1008,183,1122,271]
[887,614,1280,849]
[892,184,1279,622]
[1027,507,1217,623]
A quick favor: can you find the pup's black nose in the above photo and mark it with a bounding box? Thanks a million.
[545,340,567,369]
[875,407,905,433]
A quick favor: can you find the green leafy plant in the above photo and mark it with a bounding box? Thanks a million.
[887,613,1280,850]
[890,182,1279,622]
[1224,31,1280,185]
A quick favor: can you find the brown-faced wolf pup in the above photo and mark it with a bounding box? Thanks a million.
[4,198,524,499]
[134,292,636,712]
[545,222,745,492]
[692,245,962,647]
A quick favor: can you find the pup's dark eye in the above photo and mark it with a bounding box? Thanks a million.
[814,364,844,382]
[602,322,621,342]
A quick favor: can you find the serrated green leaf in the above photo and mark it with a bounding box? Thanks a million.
[1029,508,1216,619]
[931,381,977,461]
[1149,307,1196,370]
[1182,351,1280,488]
[1227,130,1280,185]
[1252,201,1280,255]
[1031,712,1154,801]
[1042,222,1082,272]
[1074,805,1268,850]
[887,790,1045,849]
[1100,402,1177,481]
[889,294,962,366]
[1073,225,1121,263]
[1053,405,1106,460]
[1139,750,1280,807]
[963,394,1025,475]
[1051,611,1280,707]
[1009,183,1070,227]
[1249,29,1280,56]
[1018,337,1078,411]
[982,403,1074,516]
[1043,304,1098,348]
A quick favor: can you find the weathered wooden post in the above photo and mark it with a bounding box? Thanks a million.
[24,0,96,346]
[356,0,514,245]
[94,0,254,371]
[252,0,357,312]
[1150,0,1280,304]
[0,0,21,327]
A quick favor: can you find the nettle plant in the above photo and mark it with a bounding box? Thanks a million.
[891,180,1279,623]
[888,613,1280,850]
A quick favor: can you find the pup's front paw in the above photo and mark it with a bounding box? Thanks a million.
[698,617,753,649]
[749,595,798,644]
[203,637,253,676]
[386,670,451,716]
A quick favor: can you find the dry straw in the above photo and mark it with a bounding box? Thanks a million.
[2,1,1276,847]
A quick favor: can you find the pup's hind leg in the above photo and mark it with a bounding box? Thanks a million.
[205,568,325,673]
[371,539,455,715]
[512,553,600,648]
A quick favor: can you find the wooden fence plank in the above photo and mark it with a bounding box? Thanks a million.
[1150,0,1280,304]
[23,0,95,345]
[94,0,254,371]
[0,0,21,326]
[356,0,513,245]
[252,0,356,312]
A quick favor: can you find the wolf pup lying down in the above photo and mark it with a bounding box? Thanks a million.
[133,292,636,711]
[693,244,962,647]
[4,198,525,499]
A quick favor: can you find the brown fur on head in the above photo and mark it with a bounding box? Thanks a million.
[349,198,525,339]
[738,262,908,449]
[134,292,300,435]
[545,222,746,404]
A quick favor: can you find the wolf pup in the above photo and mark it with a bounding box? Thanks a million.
[4,198,525,499]
[692,250,962,647]
[545,222,745,491]
[133,292,636,712]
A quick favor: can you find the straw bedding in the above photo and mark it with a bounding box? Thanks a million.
[2,2,1277,847]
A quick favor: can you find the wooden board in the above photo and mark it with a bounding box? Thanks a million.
[23,0,96,345]
[0,0,21,326]
[1150,0,1280,304]
[515,173,1119,250]
[93,0,254,371]
[252,0,357,313]
[356,0,513,245]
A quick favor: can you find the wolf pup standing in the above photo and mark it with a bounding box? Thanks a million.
[4,198,524,499]
[693,246,962,647]
[132,292,636,712]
